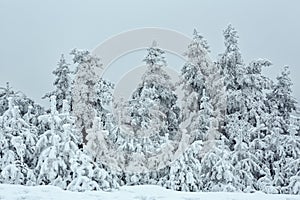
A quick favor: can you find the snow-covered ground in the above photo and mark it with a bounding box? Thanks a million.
[0,184,299,200]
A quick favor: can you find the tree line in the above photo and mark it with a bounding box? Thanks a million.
[0,25,299,194]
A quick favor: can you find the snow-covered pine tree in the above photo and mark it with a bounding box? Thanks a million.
[67,148,120,192]
[123,41,180,139]
[35,96,81,189]
[238,59,272,142]
[71,49,102,144]
[200,135,237,192]
[161,141,202,192]
[178,30,212,167]
[180,29,225,142]
[179,29,207,122]
[36,96,118,191]
[72,116,120,191]
[43,54,72,112]
[238,59,277,192]
[0,97,37,185]
[217,26,268,192]
[174,29,228,192]
[218,25,246,141]
[229,115,264,192]
[261,66,298,193]
[218,24,244,93]
[264,66,299,194]
[267,66,297,133]
[263,109,286,191]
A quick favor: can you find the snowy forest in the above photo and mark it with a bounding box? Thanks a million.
[0,25,299,195]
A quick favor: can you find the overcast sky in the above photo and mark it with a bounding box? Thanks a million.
[0,0,299,106]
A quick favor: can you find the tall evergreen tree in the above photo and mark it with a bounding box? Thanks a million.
[264,67,299,193]
[240,59,272,130]
[43,54,72,112]
[180,29,225,142]
[267,66,297,132]
[122,41,180,139]
[218,24,244,92]
[179,29,208,122]
[71,49,101,144]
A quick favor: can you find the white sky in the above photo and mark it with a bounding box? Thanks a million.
[0,0,299,105]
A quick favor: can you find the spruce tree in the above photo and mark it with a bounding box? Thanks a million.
[123,41,180,139]
[267,66,297,133]
[0,97,36,185]
[179,29,208,122]
[35,96,81,188]
[43,54,72,112]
